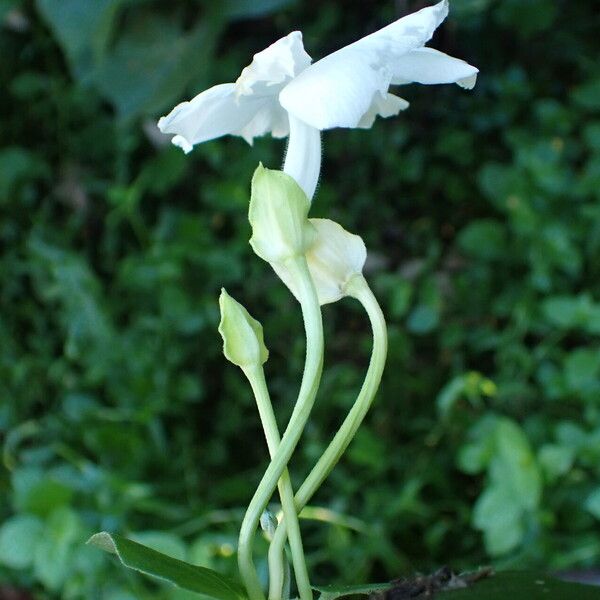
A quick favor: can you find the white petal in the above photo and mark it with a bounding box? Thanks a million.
[158,83,282,149]
[238,102,290,144]
[306,219,367,305]
[283,115,321,201]
[235,31,312,97]
[357,92,410,129]
[171,135,194,154]
[392,47,478,88]
[271,219,366,305]
[279,0,449,130]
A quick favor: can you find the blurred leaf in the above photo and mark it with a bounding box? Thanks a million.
[88,532,247,599]
[572,78,600,111]
[222,0,296,18]
[12,468,74,517]
[0,515,44,569]
[563,349,600,395]
[585,488,600,520]
[538,444,574,483]
[91,15,223,119]
[35,0,122,78]
[0,147,49,203]
[33,508,82,591]
[495,0,558,37]
[458,220,506,261]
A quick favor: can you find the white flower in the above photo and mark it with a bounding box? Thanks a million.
[158,0,478,199]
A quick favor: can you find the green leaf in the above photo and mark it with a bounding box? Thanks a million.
[91,15,222,119]
[538,444,574,483]
[33,508,82,591]
[564,349,600,395]
[87,532,247,600]
[0,515,44,569]
[585,488,600,520]
[314,582,391,600]
[35,0,122,79]
[12,467,74,517]
[457,220,506,261]
[327,572,600,600]
[441,571,600,599]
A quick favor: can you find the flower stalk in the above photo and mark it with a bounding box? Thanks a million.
[237,255,323,600]
[242,363,312,600]
[268,274,387,600]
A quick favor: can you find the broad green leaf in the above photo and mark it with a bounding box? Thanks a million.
[91,16,222,119]
[0,515,44,569]
[443,571,600,599]
[314,582,391,600]
[35,0,122,78]
[88,532,247,600]
[324,572,600,600]
[492,419,541,511]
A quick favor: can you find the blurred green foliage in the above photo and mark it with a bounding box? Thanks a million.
[1,0,600,597]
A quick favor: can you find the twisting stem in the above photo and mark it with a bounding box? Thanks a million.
[238,255,322,600]
[242,364,312,600]
[268,275,387,599]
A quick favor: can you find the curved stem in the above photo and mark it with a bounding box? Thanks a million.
[268,275,387,597]
[242,364,312,600]
[238,255,322,600]
[283,115,322,202]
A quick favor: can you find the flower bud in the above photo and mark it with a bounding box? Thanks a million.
[273,218,367,305]
[249,164,315,264]
[218,289,269,368]
[260,509,278,541]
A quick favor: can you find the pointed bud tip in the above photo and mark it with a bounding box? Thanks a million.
[218,291,269,368]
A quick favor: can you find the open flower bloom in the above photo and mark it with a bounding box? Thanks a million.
[158,0,478,199]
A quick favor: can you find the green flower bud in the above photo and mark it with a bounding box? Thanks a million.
[218,289,268,368]
[248,164,315,264]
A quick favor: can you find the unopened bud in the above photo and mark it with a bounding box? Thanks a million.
[218,289,268,368]
[248,164,315,264]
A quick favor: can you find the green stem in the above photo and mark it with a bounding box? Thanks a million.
[238,256,322,600]
[268,275,387,599]
[243,364,312,600]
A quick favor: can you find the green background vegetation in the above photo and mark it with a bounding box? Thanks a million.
[1,0,599,597]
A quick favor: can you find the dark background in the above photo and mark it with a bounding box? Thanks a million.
[1,0,600,597]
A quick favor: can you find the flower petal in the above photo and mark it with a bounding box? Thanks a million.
[357,92,409,129]
[279,0,449,130]
[305,219,367,305]
[157,83,270,151]
[238,102,290,145]
[272,219,367,305]
[392,47,478,88]
[235,31,312,97]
